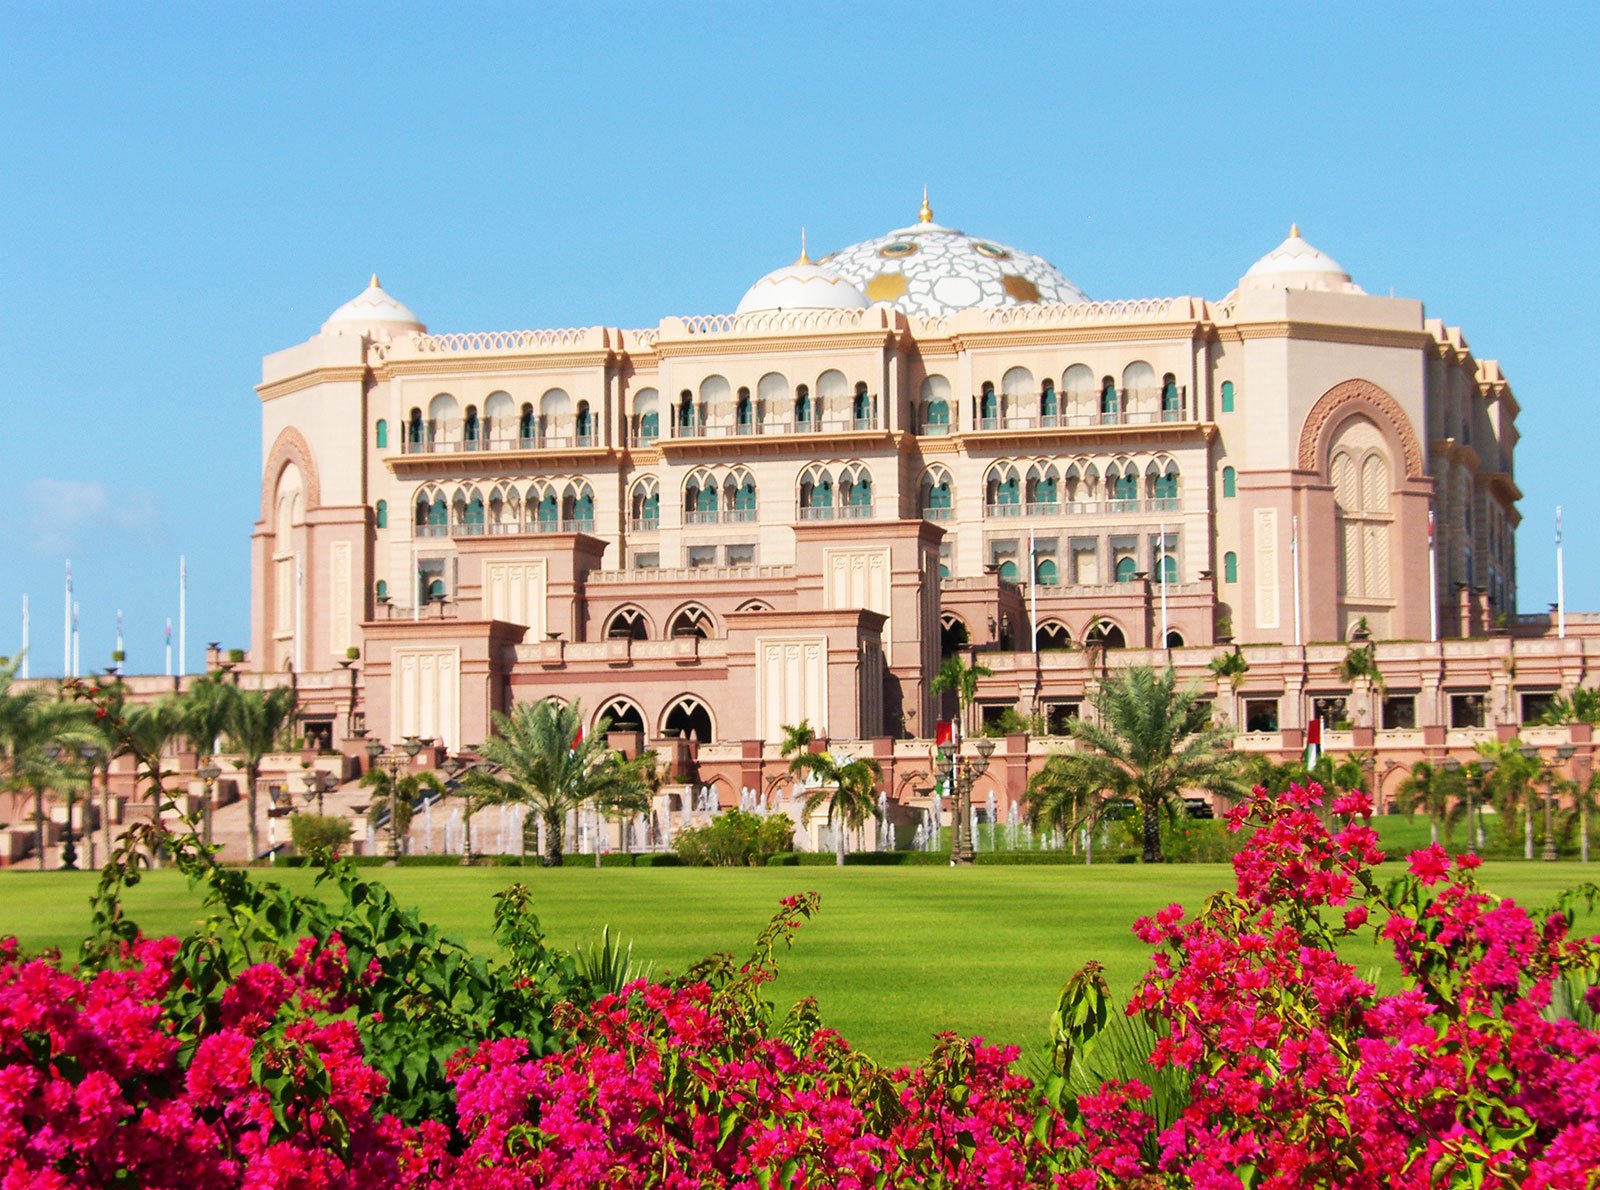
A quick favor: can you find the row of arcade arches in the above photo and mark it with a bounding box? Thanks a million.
[602,600,772,641]
[937,613,1183,656]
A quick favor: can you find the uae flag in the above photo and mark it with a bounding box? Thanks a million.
[1305,716,1322,770]
[934,719,956,747]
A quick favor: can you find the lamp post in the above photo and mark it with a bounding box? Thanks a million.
[366,736,426,864]
[936,736,995,866]
[303,768,333,816]
[198,761,221,848]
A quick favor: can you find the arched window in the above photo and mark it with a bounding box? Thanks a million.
[794,384,813,429]
[1063,365,1095,422]
[1330,417,1394,603]
[1156,553,1177,584]
[726,468,757,521]
[484,391,514,446]
[540,389,570,445]
[919,466,953,520]
[685,470,719,523]
[1161,373,1181,420]
[634,388,660,444]
[408,407,424,447]
[1164,629,1185,648]
[531,482,559,530]
[1151,460,1179,507]
[919,375,951,434]
[669,606,714,639]
[1222,466,1237,498]
[630,477,660,529]
[599,697,646,735]
[852,382,872,427]
[1025,463,1059,511]
[757,372,787,427]
[1100,376,1119,422]
[798,465,833,518]
[1085,619,1126,649]
[985,464,1021,515]
[839,462,873,514]
[1040,380,1059,426]
[375,579,389,602]
[1109,465,1138,504]
[998,557,1019,582]
[677,390,696,435]
[736,388,754,433]
[1035,622,1071,650]
[1221,380,1235,414]
[375,499,388,530]
[1114,556,1139,583]
[375,419,388,449]
[1224,551,1238,583]
[816,370,848,422]
[662,696,714,743]
[699,375,730,432]
[428,393,460,446]
[427,578,446,602]
[979,382,999,426]
[463,405,481,448]
[1035,556,1059,586]
[562,482,594,530]
[939,613,970,658]
[488,482,520,531]
[519,403,536,446]
[574,400,593,445]
[1121,362,1155,418]
[604,609,649,641]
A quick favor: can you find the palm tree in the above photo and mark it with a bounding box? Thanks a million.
[1025,666,1247,864]
[779,719,817,760]
[180,673,238,765]
[122,699,188,864]
[225,686,298,860]
[2,694,94,869]
[359,765,446,860]
[1026,754,1116,861]
[1395,759,1459,844]
[930,655,993,736]
[786,741,883,866]
[458,699,647,867]
[1477,739,1542,858]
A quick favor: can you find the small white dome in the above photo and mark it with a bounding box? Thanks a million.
[321,275,426,335]
[1240,226,1365,294]
[736,254,869,315]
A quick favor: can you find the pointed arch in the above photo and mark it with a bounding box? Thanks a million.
[1298,378,1424,478]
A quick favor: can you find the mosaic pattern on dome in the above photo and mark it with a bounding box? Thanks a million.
[825,224,1088,318]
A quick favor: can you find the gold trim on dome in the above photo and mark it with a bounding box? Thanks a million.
[1001,274,1041,303]
[919,186,933,223]
[1289,223,1301,239]
[796,228,812,265]
[865,272,909,302]
[369,273,381,288]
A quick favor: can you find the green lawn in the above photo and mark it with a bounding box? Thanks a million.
[2,858,1594,1067]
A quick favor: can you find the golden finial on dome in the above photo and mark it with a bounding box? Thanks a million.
[1289,223,1301,239]
[369,273,381,288]
[796,227,812,265]
[919,186,934,224]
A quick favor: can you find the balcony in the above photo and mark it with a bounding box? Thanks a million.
[977,497,1182,519]
[399,421,599,454]
[921,505,954,522]
[628,515,661,533]
[960,387,1191,434]
[984,502,1025,518]
[420,518,596,539]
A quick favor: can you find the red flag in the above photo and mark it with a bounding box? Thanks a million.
[572,726,583,750]
[934,720,954,746]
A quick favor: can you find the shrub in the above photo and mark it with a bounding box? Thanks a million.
[288,812,352,857]
[674,810,795,866]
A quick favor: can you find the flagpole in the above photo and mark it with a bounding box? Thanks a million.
[178,555,188,678]
[20,595,29,679]
[1557,506,1566,640]
[63,561,72,678]
[1428,508,1438,642]
[72,602,80,678]
[1291,515,1303,647]
[165,618,173,678]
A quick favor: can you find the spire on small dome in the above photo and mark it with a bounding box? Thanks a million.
[369,273,381,288]
[919,186,933,224]
[1289,223,1300,239]
[795,227,812,265]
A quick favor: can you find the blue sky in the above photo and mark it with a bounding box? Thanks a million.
[2,3,1596,676]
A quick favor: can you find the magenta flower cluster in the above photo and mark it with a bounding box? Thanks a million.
[3,784,1598,1187]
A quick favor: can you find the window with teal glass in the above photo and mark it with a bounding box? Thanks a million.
[853,385,871,422]
[795,388,812,425]
[1223,466,1236,498]
[375,579,389,601]
[1221,381,1235,413]
[1224,551,1238,583]
[1100,379,1119,416]
[732,479,757,512]
[375,499,387,529]
[375,419,388,449]
[465,496,485,527]
[427,578,446,601]
[1035,557,1059,585]
[847,475,872,507]
[536,490,559,526]
[998,559,1019,582]
[1153,469,1177,501]
[1041,381,1058,421]
[1161,377,1180,417]
[427,497,448,528]
[736,393,753,427]
[979,383,998,422]
[641,410,659,439]
[1157,554,1177,583]
[1112,470,1138,501]
[1115,556,1138,582]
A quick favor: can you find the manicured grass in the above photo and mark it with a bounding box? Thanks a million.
[3,858,1595,1066]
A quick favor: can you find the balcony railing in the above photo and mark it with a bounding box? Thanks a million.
[628,515,660,533]
[960,387,1190,433]
[976,496,1181,519]
[422,517,596,538]
[796,502,875,522]
[921,505,954,521]
[399,426,597,454]
[985,501,1024,518]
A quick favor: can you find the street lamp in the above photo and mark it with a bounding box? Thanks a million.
[198,761,222,847]
[936,735,996,865]
[366,736,426,864]
[303,768,334,815]
[46,744,82,871]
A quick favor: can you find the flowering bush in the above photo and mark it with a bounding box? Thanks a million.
[2,770,1598,1186]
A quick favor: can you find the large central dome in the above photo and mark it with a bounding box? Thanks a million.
[821,195,1088,318]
